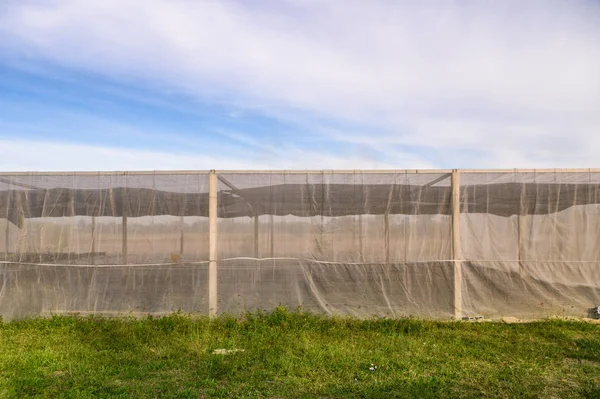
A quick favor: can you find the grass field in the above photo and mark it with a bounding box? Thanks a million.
[1,308,599,398]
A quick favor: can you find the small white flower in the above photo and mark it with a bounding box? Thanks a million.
[369,367,375,371]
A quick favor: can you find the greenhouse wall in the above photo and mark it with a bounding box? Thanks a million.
[1,169,599,320]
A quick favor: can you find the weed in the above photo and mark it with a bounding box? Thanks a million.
[0,309,598,398]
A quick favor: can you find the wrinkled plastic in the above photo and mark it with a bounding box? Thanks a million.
[1,171,599,320]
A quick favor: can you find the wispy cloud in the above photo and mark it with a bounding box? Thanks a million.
[0,138,414,171]
[0,0,599,170]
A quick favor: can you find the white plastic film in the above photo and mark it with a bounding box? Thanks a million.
[1,170,599,320]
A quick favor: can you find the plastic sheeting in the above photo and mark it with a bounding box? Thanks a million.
[1,170,599,320]
[460,172,600,319]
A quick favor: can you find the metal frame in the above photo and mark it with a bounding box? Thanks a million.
[2,168,600,177]
[208,171,218,318]
[451,170,462,320]
[3,167,599,320]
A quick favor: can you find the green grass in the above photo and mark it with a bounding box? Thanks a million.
[1,308,599,398]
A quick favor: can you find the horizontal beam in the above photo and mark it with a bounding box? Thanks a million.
[214,169,600,174]
[0,170,449,176]
[458,169,600,174]
[0,171,211,176]
[2,168,600,177]
[0,177,44,190]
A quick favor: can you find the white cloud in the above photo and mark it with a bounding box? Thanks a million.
[0,0,599,169]
[0,139,424,171]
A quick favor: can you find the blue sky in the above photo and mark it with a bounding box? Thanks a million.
[0,0,599,171]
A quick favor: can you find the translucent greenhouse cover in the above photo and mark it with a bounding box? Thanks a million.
[1,169,600,320]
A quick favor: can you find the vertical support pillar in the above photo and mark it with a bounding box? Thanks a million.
[518,183,527,278]
[403,216,408,263]
[384,213,390,265]
[254,214,259,258]
[122,215,128,264]
[270,214,274,258]
[358,214,364,262]
[39,223,43,260]
[180,214,185,256]
[179,190,186,258]
[16,196,24,261]
[384,179,395,267]
[121,180,128,265]
[91,216,96,265]
[518,215,526,278]
[5,190,11,259]
[451,169,462,320]
[4,219,9,259]
[68,173,75,264]
[209,171,218,318]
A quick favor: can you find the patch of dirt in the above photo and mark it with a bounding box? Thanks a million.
[564,358,599,367]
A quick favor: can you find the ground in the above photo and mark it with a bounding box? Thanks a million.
[1,308,599,398]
